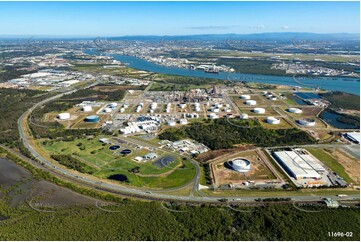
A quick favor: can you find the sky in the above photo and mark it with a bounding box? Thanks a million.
[0,1,359,36]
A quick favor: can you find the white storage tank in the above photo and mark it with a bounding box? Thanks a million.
[58,113,70,120]
[167,120,176,126]
[288,107,303,114]
[82,105,92,112]
[179,119,188,125]
[208,113,219,119]
[240,94,251,100]
[150,102,157,109]
[240,113,249,119]
[211,107,220,112]
[231,158,251,172]
[253,108,265,114]
[104,107,112,113]
[297,118,316,127]
[109,102,118,108]
[245,100,257,105]
[267,116,281,124]
[179,103,186,109]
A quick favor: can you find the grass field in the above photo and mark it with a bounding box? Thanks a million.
[199,187,360,198]
[307,148,355,184]
[41,136,196,189]
[240,107,279,116]
[256,117,293,129]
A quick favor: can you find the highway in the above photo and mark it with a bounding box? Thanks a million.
[15,84,360,205]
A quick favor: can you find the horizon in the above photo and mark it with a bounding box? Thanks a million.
[0,32,360,39]
[0,1,359,36]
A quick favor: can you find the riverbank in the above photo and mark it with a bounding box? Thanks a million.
[84,49,360,95]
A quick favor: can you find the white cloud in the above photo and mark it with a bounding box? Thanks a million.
[256,24,265,29]
[282,25,289,30]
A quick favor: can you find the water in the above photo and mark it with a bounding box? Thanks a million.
[292,96,309,105]
[294,92,321,99]
[320,110,359,129]
[108,174,129,182]
[84,49,360,95]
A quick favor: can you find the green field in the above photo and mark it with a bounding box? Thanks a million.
[307,148,355,184]
[41,136,196,189]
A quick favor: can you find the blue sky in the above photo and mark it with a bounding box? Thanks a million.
[0,1,359,36]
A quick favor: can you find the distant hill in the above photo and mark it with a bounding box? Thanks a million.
[1,32,359,41]
[107,32,360,41]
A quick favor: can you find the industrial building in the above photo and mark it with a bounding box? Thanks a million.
[144,153,158,160]
[273,149,324,180]
[344,132,360,144]
[58,113,70,120]
[82,105,92,112]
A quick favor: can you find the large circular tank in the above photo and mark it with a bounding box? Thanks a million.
[288,107,303,114]
[245,100,257,105]
[231,158,251,172]
[240,94,251,100]
[253,108,266,114]
[104,107,112,113]
[211,107,220,112]
[84,115,100,123]
[267,116,281,124]
[109,102,118,108]
[58,113,70,120]
[167,120,176,126]
[179,119,188,125]
[240,113,249,119]
[82,105,92,112]
[208,113,219,119]
[297,118,316,127]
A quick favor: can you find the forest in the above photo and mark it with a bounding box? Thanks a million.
[0,199,359,241]
[51,154,97,174]
[159,119,314,150]
[0,88,48,147]
[320,91,360,110]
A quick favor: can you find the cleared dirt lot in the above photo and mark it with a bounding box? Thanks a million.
[211,150,278,185]
[330,149,360,185]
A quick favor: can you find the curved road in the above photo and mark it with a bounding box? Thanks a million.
[17,85,359,204]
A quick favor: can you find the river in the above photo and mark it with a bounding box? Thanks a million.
[84,49,360,95]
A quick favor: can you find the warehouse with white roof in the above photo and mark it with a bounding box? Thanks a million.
[273,150,322,180]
